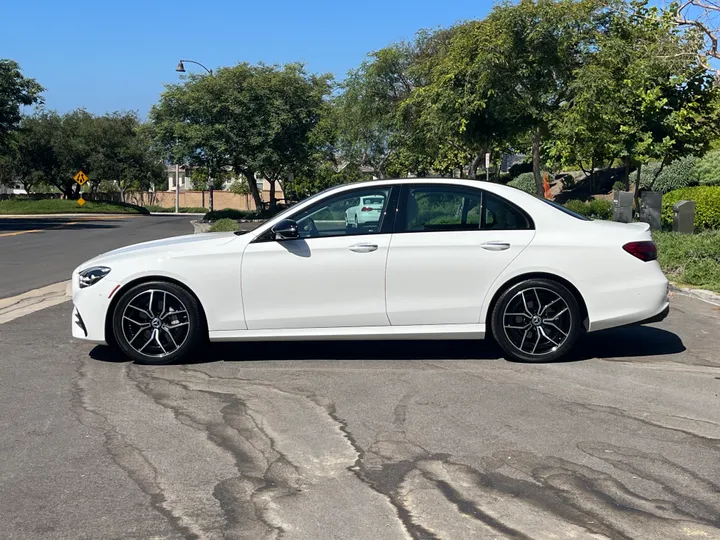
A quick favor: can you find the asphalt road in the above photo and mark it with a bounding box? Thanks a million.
[0,215,195,298]
[0,295,718,540]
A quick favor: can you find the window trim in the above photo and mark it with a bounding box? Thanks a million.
[251,185,400,243]
[393,184,535,234]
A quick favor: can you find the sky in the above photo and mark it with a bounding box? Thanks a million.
[2,0,492,118]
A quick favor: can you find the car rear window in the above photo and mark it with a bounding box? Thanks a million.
[363,197,384,205]
[540,199,590,221]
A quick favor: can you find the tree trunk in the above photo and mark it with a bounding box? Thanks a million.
[241,168,263,211]
[624,156,631,191]
[634,162,642,216]
[268,179,276,210]
[469,153,483,180]
[532,129,543,197]
[590,158,595,194]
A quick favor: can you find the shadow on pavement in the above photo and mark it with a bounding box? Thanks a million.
[89,325,685,366]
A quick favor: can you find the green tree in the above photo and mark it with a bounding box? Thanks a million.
[0,60,43,151]
[548,0,720,196]
[151,62,331,210]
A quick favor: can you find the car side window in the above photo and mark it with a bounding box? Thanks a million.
[291,187,393,239]
[481,192,532,230]
[398,186,483,232]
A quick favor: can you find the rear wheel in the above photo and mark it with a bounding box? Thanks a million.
[491,278,581,362]
[111,281,203,365]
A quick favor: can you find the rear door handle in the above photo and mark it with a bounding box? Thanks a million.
[349,243,378,253]
[481,241,511,251]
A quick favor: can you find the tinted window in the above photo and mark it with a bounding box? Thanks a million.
[291,187,393,238]
[482,193,533,230]
[400,186,482,232]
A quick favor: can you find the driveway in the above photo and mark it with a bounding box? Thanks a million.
[0,293,718,539]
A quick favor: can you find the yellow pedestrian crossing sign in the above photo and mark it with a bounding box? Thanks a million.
[74,171,89,185]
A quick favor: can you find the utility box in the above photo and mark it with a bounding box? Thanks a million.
[673,200,695,234]
[613,190,634,223]
[639,191,662,230]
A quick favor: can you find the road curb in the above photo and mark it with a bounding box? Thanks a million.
[149,212,206,216]
[0,281,72,324]
[669,283,720,307]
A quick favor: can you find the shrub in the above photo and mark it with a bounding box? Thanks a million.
[563,199,613,220]
[209,218,240,232]
[508,161,533,178]
[652,231,720,292]
[641,157,699,193]
[498,172,512,185]
[661,186,720,230]
[693,150,720,186]
[508,172,538,194]
[612,180,627,192]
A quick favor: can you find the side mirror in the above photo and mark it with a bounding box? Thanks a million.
[271,218,299,240]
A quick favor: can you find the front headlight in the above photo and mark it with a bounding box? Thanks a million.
[79,266,111,289]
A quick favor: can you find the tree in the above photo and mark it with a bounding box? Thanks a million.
[0,60,43,151]
[151,62,332,210]
[336,43,416,179]
[549,0,720,196]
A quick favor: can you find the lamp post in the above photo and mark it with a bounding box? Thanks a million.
[175,59,215,211]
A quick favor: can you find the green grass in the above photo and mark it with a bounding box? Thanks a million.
[0,198,149,215]
[145,205,208,213]
[653,230,720,293]
[209,218,240,232]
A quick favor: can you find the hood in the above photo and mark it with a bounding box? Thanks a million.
[80,232,238,268]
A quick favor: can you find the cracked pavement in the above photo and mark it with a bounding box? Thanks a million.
[0,295,719,540]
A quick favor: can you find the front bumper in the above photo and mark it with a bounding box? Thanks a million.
[71,276,119,344]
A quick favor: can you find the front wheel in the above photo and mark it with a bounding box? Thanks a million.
[111,281,203,365]
[491,278,581,362]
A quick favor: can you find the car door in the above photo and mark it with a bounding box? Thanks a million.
[241,186,399,330]
[385,184,535,326]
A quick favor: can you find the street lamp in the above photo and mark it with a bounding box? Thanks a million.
[175,59,213,76]
[175,59,215,212]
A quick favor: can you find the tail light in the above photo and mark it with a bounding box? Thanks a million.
[623,241,657,261]
[361,206,374,212]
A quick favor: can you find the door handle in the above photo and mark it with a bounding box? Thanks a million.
[480,241,511,251]
[349,243,378,253]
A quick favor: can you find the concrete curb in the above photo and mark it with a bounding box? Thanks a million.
[669,283,720,307]
[0,281,72,324]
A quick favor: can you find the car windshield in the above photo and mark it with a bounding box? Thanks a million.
[539,198,590,221]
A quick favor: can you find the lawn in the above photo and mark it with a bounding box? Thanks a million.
[0,198,149,215]
[653,231,720,293]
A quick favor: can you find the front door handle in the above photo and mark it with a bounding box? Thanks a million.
[349,243,378,253]
[481,241,511,251]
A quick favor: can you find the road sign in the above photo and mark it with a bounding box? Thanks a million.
[485,152,490,168]
[74,171,89,185]
[77,197,86,207]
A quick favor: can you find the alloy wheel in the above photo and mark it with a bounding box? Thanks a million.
[502,287,573,357]
[121,289,190,359]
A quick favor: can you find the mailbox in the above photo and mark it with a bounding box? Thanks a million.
[639,191,662,230]
[672,200,695,234]
[613,191,633,223]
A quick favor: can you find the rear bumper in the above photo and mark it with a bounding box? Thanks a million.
[635,304,670,325]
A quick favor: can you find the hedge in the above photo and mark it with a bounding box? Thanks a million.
[563,199,613,220]
[641,157,699,193]
[661,186,720,230]
[693,150,720,186]
[508,172,538,194]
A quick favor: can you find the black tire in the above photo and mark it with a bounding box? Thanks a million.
[491,278,581,363]
[111,281,204,365]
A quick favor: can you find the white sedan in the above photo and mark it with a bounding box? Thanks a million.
[71,178,669,365]
[345,194,387,229]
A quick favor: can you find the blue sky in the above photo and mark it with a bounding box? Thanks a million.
[3,0,491,118]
